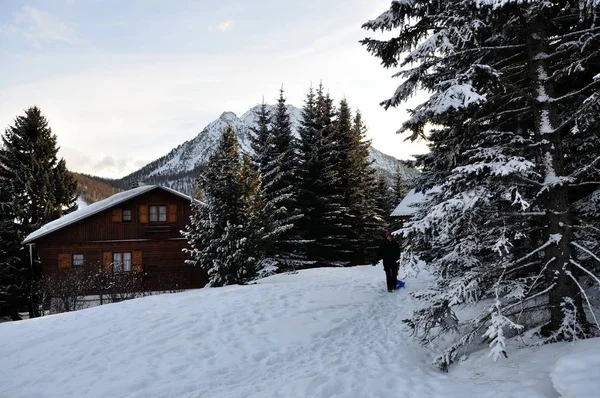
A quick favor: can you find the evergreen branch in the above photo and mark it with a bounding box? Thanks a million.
[549,79,600,104]
[568,250,600,286]
[569,155,600,179]
[549,26,600,40]
[566,270,600,331]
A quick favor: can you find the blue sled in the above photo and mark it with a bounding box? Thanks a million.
[396,279,405,289]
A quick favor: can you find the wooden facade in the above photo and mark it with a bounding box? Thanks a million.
[27,186,207,290]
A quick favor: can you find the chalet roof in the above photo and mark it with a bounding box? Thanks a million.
[23,185,192,244]
[391,189,425,217]
[390,186,441,217]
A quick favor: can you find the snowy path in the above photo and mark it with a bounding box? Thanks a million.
[1,266,598,397]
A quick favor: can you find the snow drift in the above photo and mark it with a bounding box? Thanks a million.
[1,266,598,397]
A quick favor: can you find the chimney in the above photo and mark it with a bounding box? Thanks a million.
[131,181,146,189]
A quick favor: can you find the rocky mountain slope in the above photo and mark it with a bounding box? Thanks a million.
[121,104,417,195]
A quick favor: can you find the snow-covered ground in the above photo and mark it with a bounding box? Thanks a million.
[1,266,598,397]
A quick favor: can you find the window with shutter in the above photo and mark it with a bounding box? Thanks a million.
[133,250,143,272]
[139,205,148,223]
[112,208,122,222]
[103,252,112,273]
[167,204,177,223]
[58,253,71,269]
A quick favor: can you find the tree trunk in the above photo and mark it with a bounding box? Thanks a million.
[527,16,586,335]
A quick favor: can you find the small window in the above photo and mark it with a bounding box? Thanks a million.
[73,253,84,267]
[113,252,132,273]
[149,206,158,222]
[122,209,132,222]
[123,252,132,272]
[149,205,167,222]
[113,253,122,272]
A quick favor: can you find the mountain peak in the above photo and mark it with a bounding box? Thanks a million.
[120,103,415,194]
[219,111,238,121]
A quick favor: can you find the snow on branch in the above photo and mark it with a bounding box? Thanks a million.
[566,270,600,332]
[430,83,485,114]
[361,0,416,32]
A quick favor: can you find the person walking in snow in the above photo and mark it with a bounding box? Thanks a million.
[373,228,401,292]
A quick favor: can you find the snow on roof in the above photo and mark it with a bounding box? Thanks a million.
[391,186,443,217]
[391,189,425,217]
[23,185,192,244]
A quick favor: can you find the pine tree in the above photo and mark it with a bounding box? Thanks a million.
[261,89,304,271]
[296,85,347,266]
[333,101,384,264]
[392,163,408,207]
[183,126,262,286]
[363,0,600,370]
[351,110,387,264]
[0,194,27,320]
[249,102,272,173]
[373,174,394,225]
[0,106,78,317]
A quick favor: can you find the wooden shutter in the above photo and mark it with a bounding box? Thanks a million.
[58,253,71,269]
[103,252,113,273]
[132,250,143,272]
[112,208,122,222]
[139,205,148,223]
[167,204,177,223]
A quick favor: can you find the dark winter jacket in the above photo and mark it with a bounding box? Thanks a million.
[376,238,400,264]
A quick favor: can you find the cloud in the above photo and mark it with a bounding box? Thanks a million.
[57,147,149,179]
[3,5,80,47]
[208,19,234,33]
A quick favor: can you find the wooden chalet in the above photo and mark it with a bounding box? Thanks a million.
[23,185,206,291]
[390,188,428,230]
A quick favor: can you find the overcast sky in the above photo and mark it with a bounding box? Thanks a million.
[0,0,428,179]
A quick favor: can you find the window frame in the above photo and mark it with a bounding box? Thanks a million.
[149,205,167,223]
[72,253,84,267]
[113,252,132,273]
[122,209,132,222]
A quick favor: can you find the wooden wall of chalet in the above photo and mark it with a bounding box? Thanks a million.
[38,189,191,243]
[34,188,207,289]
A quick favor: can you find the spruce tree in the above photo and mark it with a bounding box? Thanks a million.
[392,164,408,207]
[261,89,305,271]
[0,195,27,320]
[249,102,272,173]
[296,85,347,266]
[373,174,394,225]
[0,106,78,317]
[363,0,600,370]
[351,110,386,264]
[184,126,262,286]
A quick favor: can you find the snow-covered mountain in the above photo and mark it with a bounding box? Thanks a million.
[121,104,417,195]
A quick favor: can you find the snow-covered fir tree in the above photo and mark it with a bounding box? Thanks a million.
[373,173,395,224]
[336,102,385,264]
[392,163,408,207]
[0,106,78,317]
[183,126,264,286]
[296,85,347,266]
[363,0,600,370]
[253,89,305,271]
[0,196,27,320]
[249,102,273,173]
[353,112,389,263]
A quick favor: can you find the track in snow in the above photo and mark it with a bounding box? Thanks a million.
[0,266,592,397]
